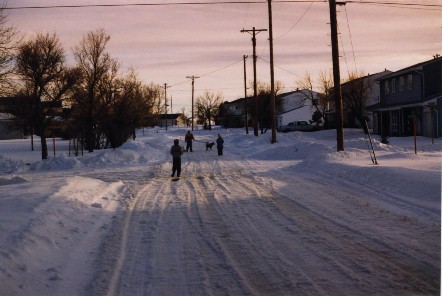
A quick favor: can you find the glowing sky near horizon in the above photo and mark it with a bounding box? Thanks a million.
[7,0,442,113]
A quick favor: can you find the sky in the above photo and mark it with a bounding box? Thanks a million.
[5,0,442,114]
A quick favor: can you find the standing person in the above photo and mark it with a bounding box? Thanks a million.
[216,134,224,156]
[170,139,183,177]
[184,130,195,152]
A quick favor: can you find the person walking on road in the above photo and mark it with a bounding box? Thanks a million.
[185,130,195,152]
[170,139,183,177]
[216,134,224,156]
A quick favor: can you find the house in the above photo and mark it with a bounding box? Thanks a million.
[342,70,391,130]
[218,98,248,128]
[218,89,319,129]
[276,89,320,129]
[325,70,391,130]
[158,113,187,128]
[0,96,67,139]
[0,113,24,139]
[370,56,442,137]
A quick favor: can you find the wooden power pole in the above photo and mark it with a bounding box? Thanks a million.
[243,54,249,134]
[329,0,345,151]
[268,0,276,144]
[186,75,199,131]
[164,83,170,131]
[241,27,267,137]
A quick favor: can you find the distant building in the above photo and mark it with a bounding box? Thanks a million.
[0,113,24,140]
[276,89,320,129]
[158,113,187,128]
[218,89,319,129]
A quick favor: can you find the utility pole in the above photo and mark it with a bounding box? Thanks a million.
[329,0,345,151]
[164,83,170,131]
[243,54,249,134]
[268,0,276,144]
[241,27,267,137]
[186,75,199,131]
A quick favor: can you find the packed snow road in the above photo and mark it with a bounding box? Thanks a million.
[86,144,439,296]
[0,129,440,296]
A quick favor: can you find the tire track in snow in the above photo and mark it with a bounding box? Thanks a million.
[91,152,438,296]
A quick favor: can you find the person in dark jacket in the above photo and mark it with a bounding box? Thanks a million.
[184,130,195,152]
[216,134,224,156]
[170,139,183,177]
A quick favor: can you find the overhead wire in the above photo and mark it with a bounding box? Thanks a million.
[169,58,243,90]
[5,1,440,10]
[274,1,315,40]
[343,5,357,74]
[4,1,326,10]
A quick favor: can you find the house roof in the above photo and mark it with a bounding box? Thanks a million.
[379,56,442,80]
[341,70,392,86]
[224,89,319,105]
[159,113,183,120]
[368,95,440,111]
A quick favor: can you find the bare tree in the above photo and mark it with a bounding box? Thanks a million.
[73,28,117,152]
[195,91,223,130]
[105,69,160,147]
[295,72,332,124]
[250,80,284,133]
[342,71,373,132]
[0,1,19,95]
[15,33,73,159]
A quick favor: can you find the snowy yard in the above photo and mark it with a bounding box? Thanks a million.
[0,127,440,295]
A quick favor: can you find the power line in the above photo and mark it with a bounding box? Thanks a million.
[199,58,243,78]
[4,1,327,10]
[4,0,441,10]
[346,1,442,10]
[274,1,315,40]
[169,58,243,89]
[343,5,357,74]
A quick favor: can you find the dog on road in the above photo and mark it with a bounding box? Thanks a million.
[206,142,215,151]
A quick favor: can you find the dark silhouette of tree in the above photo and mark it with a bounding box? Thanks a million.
[296,71,333,124]
[73,28,117,152]
[0,1,19,95]
[252,80,284,133]
[104,69,159,148]
[15,33,75,159]
[195,91,223,130]
[341,71,374,133]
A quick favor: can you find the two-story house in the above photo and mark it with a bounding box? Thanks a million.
[218,89,319,129]
[371,56,442,137]
[276,89,319,129]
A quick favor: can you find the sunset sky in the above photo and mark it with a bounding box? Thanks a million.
[6,0,442,113]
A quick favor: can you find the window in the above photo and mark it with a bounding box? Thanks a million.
[399,76,405,92]
[407,74,413,90]
[391,78,396,93]
[384,81,390,94]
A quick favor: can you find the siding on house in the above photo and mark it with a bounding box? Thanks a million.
[0,113,24,140]
[372,56,442,138]
[276,90,319,128]
[380,72,423,106]
[218,90,319,129]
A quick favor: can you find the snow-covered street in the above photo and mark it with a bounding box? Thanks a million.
[0,128,440,295]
